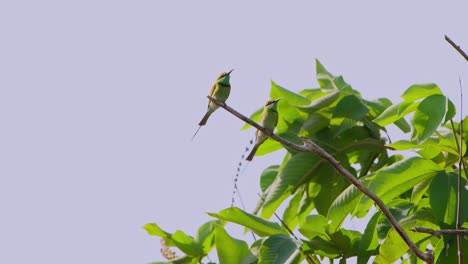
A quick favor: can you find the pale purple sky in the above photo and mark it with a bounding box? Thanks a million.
[1,1,467,263]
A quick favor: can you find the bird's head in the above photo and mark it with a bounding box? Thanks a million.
[265,98,281,110]
[217,69,233,86]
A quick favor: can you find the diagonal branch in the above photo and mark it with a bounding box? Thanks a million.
[208,96,434,264]
[445,35,468,62]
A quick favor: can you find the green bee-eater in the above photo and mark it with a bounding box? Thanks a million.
[246,98,280,161]
[191,70,233,140]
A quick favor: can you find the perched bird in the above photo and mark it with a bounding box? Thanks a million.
[246,98,280,161]
[191,70,233,140]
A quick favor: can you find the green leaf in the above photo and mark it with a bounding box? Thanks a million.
[329,229,362,258]
[327,181,367,232]
[270,81,310,106]
[297,91,341,114]
[429,172,468,227]
[401,83,442,101]
[301,113,330,135]
[357,157,442,213]
[357,212,381,264]
[208,207,287,237]
[412,94,447,143]
[303,236,341,258]
[258,234,298,264]
[410,178,432,205]
[373,101,417,127]
[172,230,203,257]
[387,140,420,150]
[298,214,329,239]
[444,98,456,124]
[240,239,263,264]
[196,220,221,255]
[242,107,263,130]
[254,138,283,157]
[261,153,321,219]
[375,215,439,263]
[328,157,441,231]
[215,225,249,264]
[333,95,369,121]
[282,191,302,230]
[142,223,175,246]
[260,165,280,192]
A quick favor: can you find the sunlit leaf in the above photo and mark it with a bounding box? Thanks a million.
[401,83,442,101]
[412,94,447,143]
[208,207,287,237]
[270,81,310,106]
[258,234,298,264]
[215,225,249,264]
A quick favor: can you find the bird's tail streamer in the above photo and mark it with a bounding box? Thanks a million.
[231,138,255,208]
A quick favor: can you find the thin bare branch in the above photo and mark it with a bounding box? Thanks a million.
[456,77,464,264]
[445,35,468,62]
[412,227,468,237]
[208,96,434,264]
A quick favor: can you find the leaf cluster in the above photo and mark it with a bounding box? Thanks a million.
[145,60,468,264]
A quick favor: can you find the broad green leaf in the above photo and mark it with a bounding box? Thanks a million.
[299,88,325,100]
[298,214,329,239]
[297,91,341,114]
[410,178,432,205]
[375,216,438,263]
[215,226,249,264]
[261,153,321,219]
[444,98,456,124]
[357,157,442,213]
[240,239,263,264]
[143,223,175,246]
[301,113,330,135]
[143,222,171,238]
[329,157,441,231]
[327,181,368,232]
[429,172,468,227]
[172,230,203,257]
[303,236,341,258]
[258,234,298,264]
[357,212,381,264]
[433,235,468,264]
[412,94,447,143]
[270,81,310,106]
[316,59,337,91]
[373,101,417,127]
[196,220,221,255]
[254,138,283,157]
[333,95,369,121]
[260,165,280,192]
[208,207,287,237]
[401,83,442,101]
[329,229,362,258]
[387,140,420,150]
[282,191,302,230]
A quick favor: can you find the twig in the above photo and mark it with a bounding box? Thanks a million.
[208,96,434,263]
[412,227,468,237]
[456,77,464,264]
[445,35,468,62]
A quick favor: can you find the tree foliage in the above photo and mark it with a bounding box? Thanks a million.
[144,60,467,263]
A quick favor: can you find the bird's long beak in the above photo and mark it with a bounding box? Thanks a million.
[274,98,281,103]
[227,69,234,75]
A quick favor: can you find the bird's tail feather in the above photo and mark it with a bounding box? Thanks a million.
[246,145,259,161]
[198,111,212,126]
